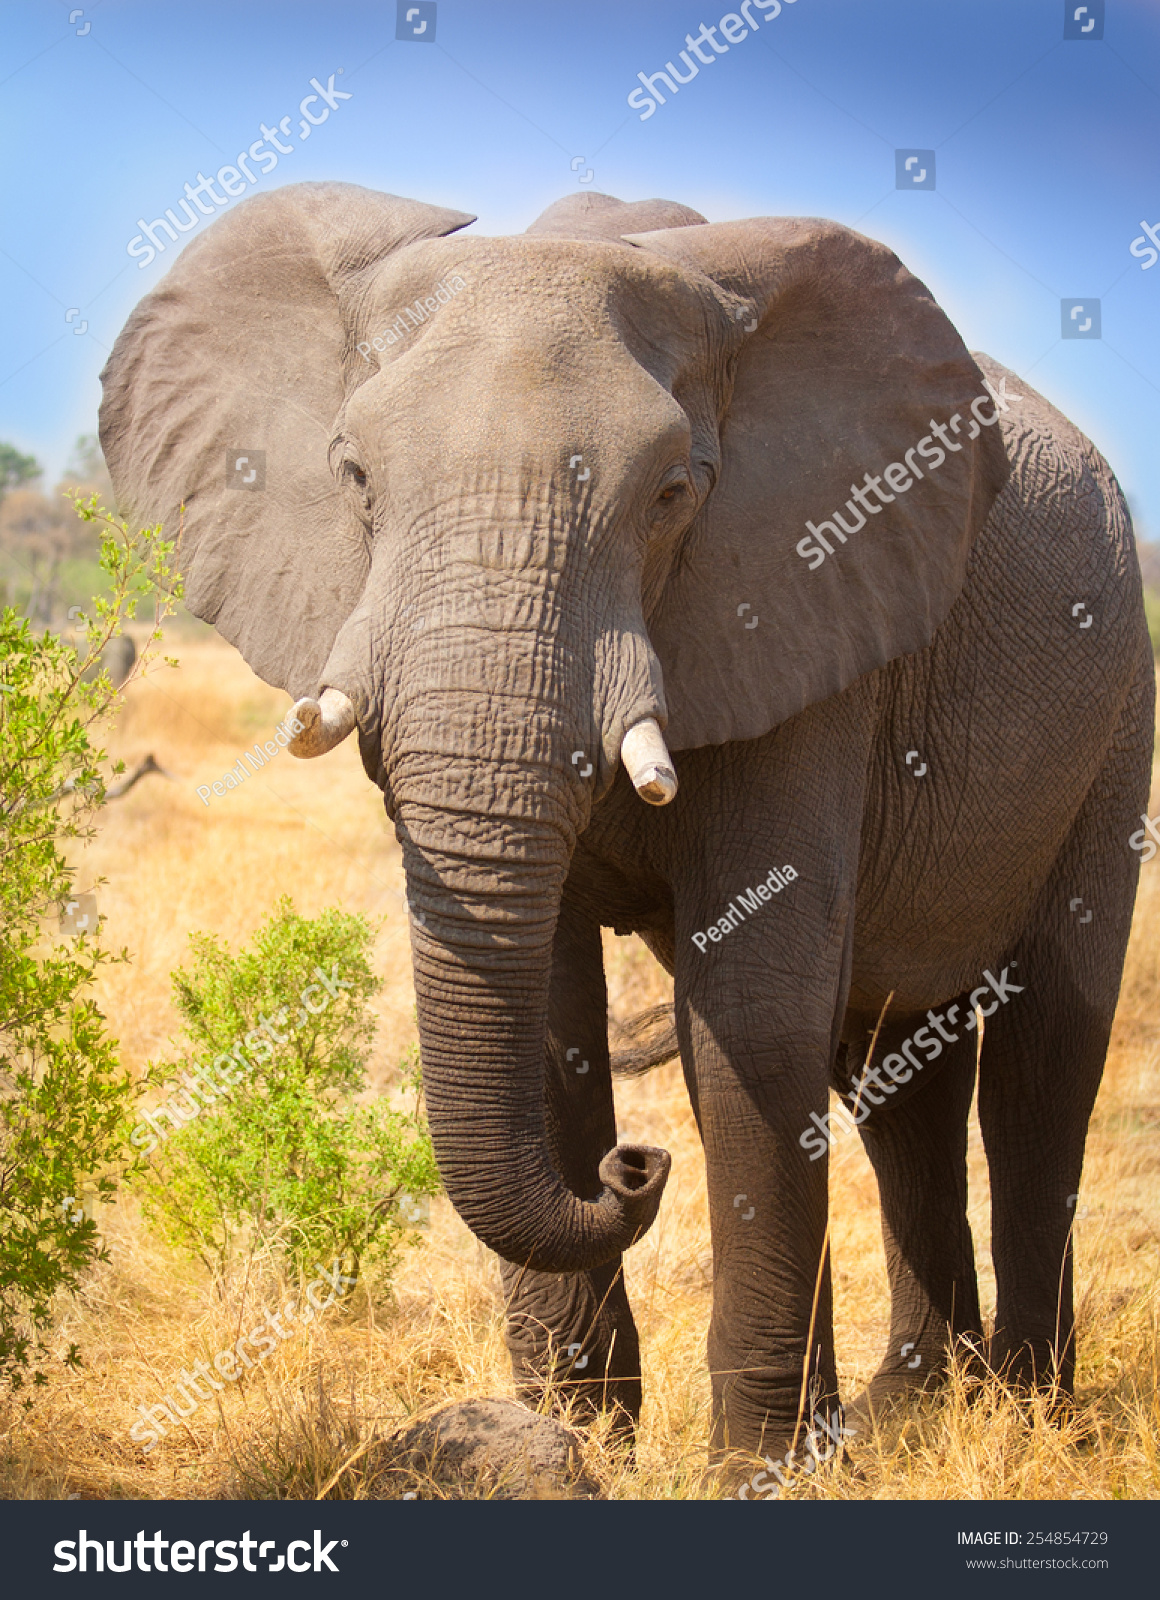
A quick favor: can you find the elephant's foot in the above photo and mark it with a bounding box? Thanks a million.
[985,1335,1078,1420]
[711,1391,854,1499]
[499,1258,643,1444]
[843,1375,920,1441]
[509,1356,641,1446]
[847,1330,989,1436]
[721,1415,859,1500]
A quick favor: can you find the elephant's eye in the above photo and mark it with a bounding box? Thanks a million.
[339,456,373,530]
[657,479,690,504]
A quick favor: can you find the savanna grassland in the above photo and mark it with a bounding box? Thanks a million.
[2,634,1158,1500]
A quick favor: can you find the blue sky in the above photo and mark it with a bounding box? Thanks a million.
[2,0,1158,532]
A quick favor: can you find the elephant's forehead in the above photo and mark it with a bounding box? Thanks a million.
[366,234,709,333]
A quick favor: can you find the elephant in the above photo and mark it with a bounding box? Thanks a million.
[98,182,1154,1472]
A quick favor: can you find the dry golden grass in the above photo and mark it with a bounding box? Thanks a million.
[1,636,1157,1500]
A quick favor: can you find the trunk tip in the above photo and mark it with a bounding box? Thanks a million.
[598,1142,671,1212]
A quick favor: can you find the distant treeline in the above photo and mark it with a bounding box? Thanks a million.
[0,437,210,638]
[0,436,111,626]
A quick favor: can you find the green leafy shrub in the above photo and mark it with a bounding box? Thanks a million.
[129,900,439,1284]
[1143,587,1160,659]
[0,495,177,1396]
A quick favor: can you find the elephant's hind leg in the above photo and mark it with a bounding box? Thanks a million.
[498,894,643,1435]
[852,1015,984,1417]
[978,690,1151,1395]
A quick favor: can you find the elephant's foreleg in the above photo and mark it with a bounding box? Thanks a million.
[680,1002,841,1468]
[850,1014,984,1412]
[498,892,642,1432]
[671,688,875,1472]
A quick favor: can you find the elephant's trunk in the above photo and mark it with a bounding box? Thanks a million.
[400,799,670,1273]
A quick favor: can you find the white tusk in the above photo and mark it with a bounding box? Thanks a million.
[620,717,678,806]
[287,687,357,758]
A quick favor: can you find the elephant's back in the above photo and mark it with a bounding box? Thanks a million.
[972,352,1143,598]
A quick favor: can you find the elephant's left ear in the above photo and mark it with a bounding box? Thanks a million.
[623,218,1010,751]
[99,183,475,702]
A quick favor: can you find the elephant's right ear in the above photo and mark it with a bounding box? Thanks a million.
[99,183,475,699]
[623,218,1011,752]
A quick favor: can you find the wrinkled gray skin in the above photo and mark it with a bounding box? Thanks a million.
[99,185,1154,1469]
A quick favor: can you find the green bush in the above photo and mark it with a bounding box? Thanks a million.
[129,900,439,1285]
[1143,587,1160,659]
[0,495,177,1396]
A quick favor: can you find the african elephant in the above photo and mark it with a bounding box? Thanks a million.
[99,183,1154,1470]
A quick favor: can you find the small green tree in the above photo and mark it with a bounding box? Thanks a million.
[1144,585,1160,659]
[0,495,178,1396]
[129,901,439,1284]
[0,443,41,504]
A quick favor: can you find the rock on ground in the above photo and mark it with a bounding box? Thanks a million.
[375,1398,603,1500]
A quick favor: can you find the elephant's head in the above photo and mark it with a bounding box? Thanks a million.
[99,183,1007,1272]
